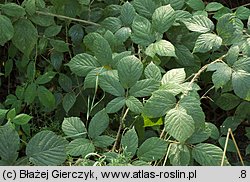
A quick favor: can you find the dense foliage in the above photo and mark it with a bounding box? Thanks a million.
[0,0,250,166]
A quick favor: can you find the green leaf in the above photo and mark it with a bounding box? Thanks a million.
[66,138,94,157]
[58,73,72,92]
[15,86,24,100]
[205,2,224,12]
[213,7,232,20]
[131,15,155,46]
[129,79,160,97]
[159,82,184,96]
[186,0,205,11]
[187,123,211,144]
[216,93,241,111]
[248,16,250,30]
[4,59,13,77]
[44,25,62,37]
[29,10,54,27]
[175,10,192,20]
[142,115,163,127]
[219,137,237,153]
[169,144,190,166]
[120,2,136,26]
[22,0,36,15]
[69,24,84,44]
[106,97,126,113]
[2,3,26,17]
[83,33,102,52]
[246,145,250,155]
[192,143,230,166]
[0,15,14,46]
[175,44,196,66]
[0,123,19,165]
[133,0,159,18]
[152,5,175,34]
[235,6,250,20]
[62,117,87,138]
[235,101,250,120]
[88,109,109,139]
[93,35,113,66]
[104,31,118,51]
[137,137,167,162]
[207,62,232,89]
[12,19,38,55]
[162,68,186,84]
[125,96,143,114]
[193,33,222,53]
[182,15,214,33]
[166,0,185,10]
[66,53,100,77]
[26,130,68,166]
[93,135,115,148]
[220,117,241,135]
[165,108,195,143]
[117,55,143,88]
[232,70,250,101]
[143,90,176,118]
[99,70,125,97]
[144,62,162,81]
[0,109,8,120]
[207,122,219,140]
[84,67,106,89]
[226,45,239,65]
[35,71,56,85]
[37,86,55,109]
[216,14,243,45]
[101,17,122,33]
[179,95,205,129]
[145,40,176,58]
[50,39,69,52]
[63,92,76,113]
[121,128,138,157]
[78,0,90,5]
[12,114,32,125]
[7,108,16,121]
[115,27,132,43]
[233,57,250,72]
[50,51,63,71]
[240,38,250,57]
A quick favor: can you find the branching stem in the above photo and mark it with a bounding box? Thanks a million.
[188,55,226,87]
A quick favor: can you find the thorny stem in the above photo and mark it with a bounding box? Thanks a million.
[201,86,215,100]
[112,108,130,152]
[36,11,100,26]
[188,55,226,87]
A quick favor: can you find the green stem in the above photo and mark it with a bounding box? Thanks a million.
[36,11,100,26]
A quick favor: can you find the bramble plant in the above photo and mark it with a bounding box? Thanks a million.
[0,0,250,166]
